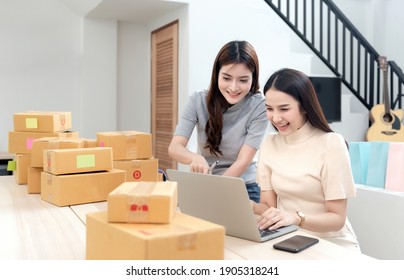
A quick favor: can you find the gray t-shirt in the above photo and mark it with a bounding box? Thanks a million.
[174,90,268,183]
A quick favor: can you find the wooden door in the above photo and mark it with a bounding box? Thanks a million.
[151,21,178,171]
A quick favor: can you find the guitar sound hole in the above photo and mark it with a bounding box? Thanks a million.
[383,113,393,123]
[382,131,397,135]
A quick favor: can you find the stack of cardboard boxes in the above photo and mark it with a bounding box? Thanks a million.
[7,113,225,259]
[40,146,126,206]
[97,131,160,182]
[86,130,225,259]
[8,113,162,206]
[86,181,225,260]
[8,111,78,185]
[28,137,86,193]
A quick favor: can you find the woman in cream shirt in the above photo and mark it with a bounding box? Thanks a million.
[253,68,360,251]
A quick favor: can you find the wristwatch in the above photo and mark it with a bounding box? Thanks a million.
[296,211,305,227]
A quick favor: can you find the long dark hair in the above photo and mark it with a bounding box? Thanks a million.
[263,68,333,133]
[204,40,260,156]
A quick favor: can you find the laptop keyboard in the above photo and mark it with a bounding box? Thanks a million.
[259,228,279,238]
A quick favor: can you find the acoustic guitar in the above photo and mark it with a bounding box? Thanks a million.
[366,56,404,142]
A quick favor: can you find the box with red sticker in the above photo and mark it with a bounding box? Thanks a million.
[113,158,159,182]
[86,211,225,260]
[107,181,177,224]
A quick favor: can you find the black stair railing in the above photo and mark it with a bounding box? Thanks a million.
[264,0,404,112]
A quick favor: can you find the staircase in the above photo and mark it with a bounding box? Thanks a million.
[263,0,404,114]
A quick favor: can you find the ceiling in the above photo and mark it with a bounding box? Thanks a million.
[85,0,187,23]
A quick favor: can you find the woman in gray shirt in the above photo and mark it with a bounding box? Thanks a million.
[168,40,268,202]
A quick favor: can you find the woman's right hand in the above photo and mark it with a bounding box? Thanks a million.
[168,136,210,173]
[190,154,210,173]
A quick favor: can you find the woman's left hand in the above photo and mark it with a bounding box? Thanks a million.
[257,207,296,230]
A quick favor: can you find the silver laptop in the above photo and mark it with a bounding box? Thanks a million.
[166,169,299,242]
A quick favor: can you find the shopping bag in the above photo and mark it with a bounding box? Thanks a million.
[348,142,371,184]
[366,141,389,188]
[385,143,404,192]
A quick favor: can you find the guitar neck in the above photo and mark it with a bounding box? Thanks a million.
[383,69,390,114]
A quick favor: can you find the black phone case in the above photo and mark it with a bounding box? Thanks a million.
[273,235,319,253]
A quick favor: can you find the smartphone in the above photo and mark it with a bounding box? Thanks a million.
[273,235,319,253]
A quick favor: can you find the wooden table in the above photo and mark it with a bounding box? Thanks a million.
[0,175,372,260]
[0,176,85,260]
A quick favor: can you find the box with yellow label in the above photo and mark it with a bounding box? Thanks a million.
[113,158,159,182]
[86,211,225,260]
[31,137,85,167]
[8,131,79,154]
[97,131,152,160]
[108,181,177,224]
[13,111,72,132]
[43,147,113,175]
[41,169,126,206]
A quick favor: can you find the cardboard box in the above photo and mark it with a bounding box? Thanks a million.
[83,139,97,148]
[86,211,225,260]
[108,181,177,224]
[13,111,72,132]
[8,131,79,154]
[97,131,152,160]
[113,158,159,182]
[15,154,31,185]
[41,169,126,206]
[31,137,85,167]
[43,147,113,175]
[27,167,42,193]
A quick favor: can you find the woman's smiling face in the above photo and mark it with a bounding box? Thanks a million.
[265,88,306,136]
[218,63,253,105]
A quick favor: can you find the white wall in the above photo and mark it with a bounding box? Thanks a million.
[0,0,82,151]
[385,0,404,68]
[334,0,404,67]
[0,0,118,151]
[80,18,117,138]
[117,22,150,133]
[115,4,189,134]
[1,0,404,153]
[186,0,313,96]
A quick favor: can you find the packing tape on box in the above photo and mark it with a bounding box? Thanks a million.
[123,132,141,159]
[119,131,129,136]
[126,137,139,159]
[46,173,53,185]
[129,161,141,168]
[126,182,155,223]
[49,140,60,149]
[135,224,197,251]
[46,151,52,172]
[59,114,66,129]
[126,150,140,159]
[174,224,197,251]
